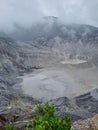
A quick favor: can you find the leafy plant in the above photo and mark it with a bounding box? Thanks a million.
[4,123,16,130]
[26,103,71,130]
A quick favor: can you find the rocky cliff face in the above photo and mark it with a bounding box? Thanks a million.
[0,37,42,110]
[72,113,98,130]
[0,37,19,108]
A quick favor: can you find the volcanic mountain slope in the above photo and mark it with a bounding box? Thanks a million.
[8,17,98,64]
[11,16,98,44]
[0,37,22,108]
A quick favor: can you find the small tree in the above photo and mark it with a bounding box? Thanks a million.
[26,103,71,130]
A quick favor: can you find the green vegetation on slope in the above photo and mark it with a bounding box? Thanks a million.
[26,103,71,130]
[4,103,71,130]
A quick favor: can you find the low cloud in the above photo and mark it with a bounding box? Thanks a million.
[0,0,98,31]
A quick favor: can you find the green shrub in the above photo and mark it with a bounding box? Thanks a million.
[26,103,71,130]
[4,123,16,130]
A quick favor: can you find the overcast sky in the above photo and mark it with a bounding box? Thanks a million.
[0,0,98,31]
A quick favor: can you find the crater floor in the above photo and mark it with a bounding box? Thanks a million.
[20,60,98,101]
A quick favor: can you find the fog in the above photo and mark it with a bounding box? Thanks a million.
[0,0,98,32]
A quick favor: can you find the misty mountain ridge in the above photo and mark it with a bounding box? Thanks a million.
[1,16,98,45]
[0,16,98,64]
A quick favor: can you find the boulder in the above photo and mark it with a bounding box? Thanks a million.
[89,114,98,130]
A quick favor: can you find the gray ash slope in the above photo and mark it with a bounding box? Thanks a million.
[0,17,98,121]
[11,16,98,44]
[9,16,98,65]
